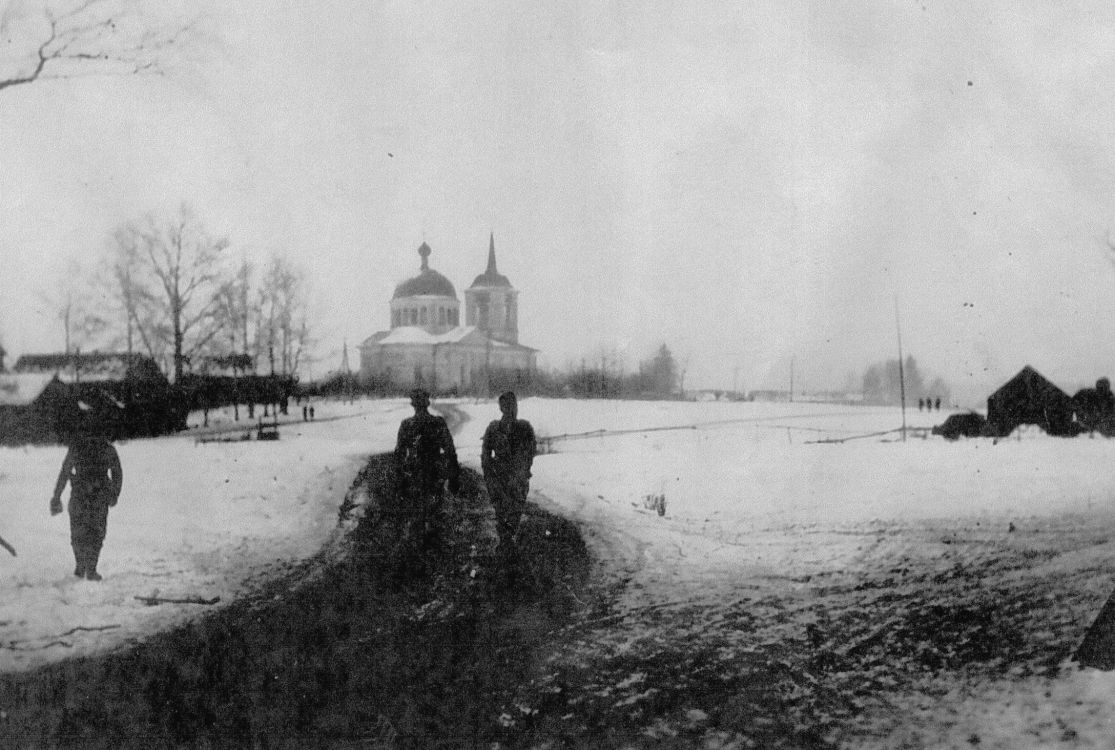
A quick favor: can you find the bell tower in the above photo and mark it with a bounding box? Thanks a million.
[465,233,519,344]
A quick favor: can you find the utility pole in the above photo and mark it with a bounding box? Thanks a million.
[789,356,795,403]
[895,297,907,442]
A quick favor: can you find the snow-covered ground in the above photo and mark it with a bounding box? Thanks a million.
[456,399,1115,592]
[0,399,412,672]
[4,395,1115,744]
[455,398,1115,746]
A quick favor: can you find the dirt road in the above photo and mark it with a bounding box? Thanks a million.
[502,479,1115,748]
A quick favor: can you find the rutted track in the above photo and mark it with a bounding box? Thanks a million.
[0,441,596,749]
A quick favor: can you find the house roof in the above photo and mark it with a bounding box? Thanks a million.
[988,365,1072,405]
[0,373,56,407]
[13,352,162,382]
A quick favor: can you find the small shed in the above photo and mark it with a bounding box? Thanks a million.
[986,365,1077,437]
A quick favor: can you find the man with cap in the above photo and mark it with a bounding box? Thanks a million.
[50,418,123,581]
[481,391,536,557]
[393,389,460,555]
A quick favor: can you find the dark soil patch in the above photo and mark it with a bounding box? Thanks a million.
[492,516,1112,749]
[0,454,594,749]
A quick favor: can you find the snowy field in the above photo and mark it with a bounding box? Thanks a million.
[4,395,1115,744]
[454,398,1115,746]
[0,399,412,672]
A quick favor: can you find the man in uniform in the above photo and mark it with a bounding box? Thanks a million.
[50,418,123,581]
[393,389,460,555]
[481,391,536,557]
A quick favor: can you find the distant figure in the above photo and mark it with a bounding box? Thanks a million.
[935,397,941,411]
[481,391,536,557]
[918,398,924,411]
[50,420,123,581]
[309,405,315,421]
[302,405,308,421]
[394,390,460,553]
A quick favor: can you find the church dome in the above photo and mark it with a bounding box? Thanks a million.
[392,242,458,299]
[470,269,511,288]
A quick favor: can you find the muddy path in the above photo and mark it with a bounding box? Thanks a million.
[4,394,1113,747]
[0,451,596,749]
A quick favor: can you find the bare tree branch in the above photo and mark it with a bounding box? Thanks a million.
[100,205,228,380]
[0,0,199,93]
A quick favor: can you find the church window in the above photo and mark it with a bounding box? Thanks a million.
[420,308,428,325]
[410,308,418,325]
[477,293,490,328]
[392,310,400,327]
[439,307,447,325]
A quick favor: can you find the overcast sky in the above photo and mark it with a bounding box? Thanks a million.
[3,0,1115,404]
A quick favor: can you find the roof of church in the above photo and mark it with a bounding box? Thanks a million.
[393,242,458,299]
[361,325,537,351]
[469,233,512,289]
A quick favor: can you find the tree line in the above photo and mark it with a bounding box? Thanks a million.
[53,204,313,383]
[862,355,951,407]
[313,343,686,401]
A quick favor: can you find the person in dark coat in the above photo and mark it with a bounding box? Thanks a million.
[50,420,123,581]
[481,391,536,556]
[393,389,460,554]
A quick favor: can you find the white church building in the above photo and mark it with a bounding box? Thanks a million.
[358,235,537,392]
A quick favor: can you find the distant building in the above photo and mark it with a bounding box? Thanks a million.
[0,352,183,444]
[986,365,1076,437]
[359,235,537,392]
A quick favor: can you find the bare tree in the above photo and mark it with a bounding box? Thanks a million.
[97,224,164,360]
[110,204,229,380]
[0,0,199,93]
[257,254,312,379]
[211,257,254,367]
[39,258,110,356]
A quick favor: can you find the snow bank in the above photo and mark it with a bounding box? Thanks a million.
[0,399,411,672]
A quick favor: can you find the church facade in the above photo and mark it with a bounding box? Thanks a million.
[358,235,537,393]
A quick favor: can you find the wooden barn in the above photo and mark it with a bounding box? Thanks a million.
[985,365,1077,437]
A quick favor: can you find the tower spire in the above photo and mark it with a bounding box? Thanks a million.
[486,232,498,274]
[418,241,431,271]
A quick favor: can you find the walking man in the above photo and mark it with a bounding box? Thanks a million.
[393,389,460,556]
[481,391,536,557]
[50,419,123,581]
